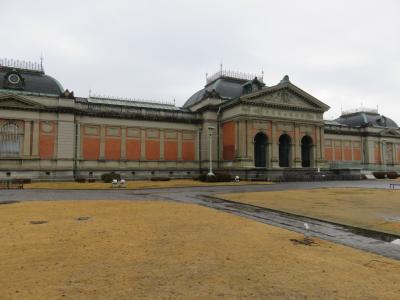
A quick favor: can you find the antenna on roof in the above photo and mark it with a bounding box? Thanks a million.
[40,52,44,72]
[220,60,223,73]
[173,98,176,106]
[261,69,264,81]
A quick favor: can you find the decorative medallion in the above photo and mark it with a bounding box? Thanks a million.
[3,69,25,90]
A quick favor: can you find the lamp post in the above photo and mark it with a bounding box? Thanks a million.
[207,126,215,177]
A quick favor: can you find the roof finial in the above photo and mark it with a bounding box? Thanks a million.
[220,60,223,73]
[40,52,44,72]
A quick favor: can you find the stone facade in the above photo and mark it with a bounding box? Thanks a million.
[0,63,399,180]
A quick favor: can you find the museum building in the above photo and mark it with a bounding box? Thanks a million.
[0,59,399,180]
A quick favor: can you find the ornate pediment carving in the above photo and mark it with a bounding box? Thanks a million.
[379,128,400,136]
[0,94,45,109]
[242,82,330,112]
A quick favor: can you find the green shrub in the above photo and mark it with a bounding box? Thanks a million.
[74,176,86,183]
[205,174,217,182]
[150,177,171,181]
[373,172,386,179]
[101,172,121,183]
[11,178,31,184]
[387,172,399,179]
[214,172,233,182]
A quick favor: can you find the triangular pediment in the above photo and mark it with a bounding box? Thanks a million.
[379,128,400,136]
[241,81,330,112]
[0,94,45,109]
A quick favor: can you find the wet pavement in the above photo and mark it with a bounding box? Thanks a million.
[1,180,399,260]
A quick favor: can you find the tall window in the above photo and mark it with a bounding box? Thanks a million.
[0,123,21,157]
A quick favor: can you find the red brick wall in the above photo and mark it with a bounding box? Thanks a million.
[83,137,100,160]
[105,138,121,160]
[146,140,160,160]
[126,139,141,160]
[223,122,235,160]
[343,148,352,161]
[164,140,178,161]
[325,148,333,161]
[353,148,361,161]
[182,141,195,161]
[39,121,56,159]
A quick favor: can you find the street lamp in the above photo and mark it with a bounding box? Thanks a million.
[207,126,215,176]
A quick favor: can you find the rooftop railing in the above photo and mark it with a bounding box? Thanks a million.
[342,107,378,115]
[206,69,263,84]
[0,58,44,73]
[89,94,176,106]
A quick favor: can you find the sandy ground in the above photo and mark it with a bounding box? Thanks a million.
[24,179,270,190]
[219,188,400,235]
[1,201,400,299]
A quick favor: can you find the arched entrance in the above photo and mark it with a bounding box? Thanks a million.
[301,135,313,167]
[254,132,268,167]
[279,134,291,167]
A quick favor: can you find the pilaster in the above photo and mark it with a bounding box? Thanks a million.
[31,120,39,157]
[120,127,126,160]
[23,121,31,157]
[99,125,105,160]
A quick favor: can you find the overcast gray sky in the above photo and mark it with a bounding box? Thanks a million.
[1,0,399,121]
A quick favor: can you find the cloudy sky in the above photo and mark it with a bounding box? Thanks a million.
[1,0,399,121]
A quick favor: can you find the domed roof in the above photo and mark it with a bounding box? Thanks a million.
[183,70,265,108]
[335,110,398,128]
[0,65,64,95]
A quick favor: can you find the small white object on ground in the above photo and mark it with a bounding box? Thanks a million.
[112,179,118,188]
[391,239,400,246]
[119,179,126,187]
[303,222,310,237]
[234,176,240,182]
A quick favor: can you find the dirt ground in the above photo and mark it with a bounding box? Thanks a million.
[1,201,400,299]
[24,179,270,190]
[219,188,400,235]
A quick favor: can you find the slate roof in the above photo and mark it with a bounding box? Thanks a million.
[86,96,183,111]
[335,111,398,128]
[0,66,64,95]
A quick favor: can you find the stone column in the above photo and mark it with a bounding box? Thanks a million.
[159,129,164,160]
[76,123,81,160]
[320,126,325,161]
[234,121,239,158]
[120,127,126,160]
[196,128,201,161]
[23,121,31,157]
[294,125,301,168]
[315,126,321,167]
[271,122,279,168]
[247,120,253,160]
[99,125,105,160]
[140,128,146,160]
[177,131,183,161]
[31,120,40,157]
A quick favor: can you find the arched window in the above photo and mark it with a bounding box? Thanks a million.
[254,132,268,167]
[301,135,313,167]
[0,123,21,157]
[279,134,291,167]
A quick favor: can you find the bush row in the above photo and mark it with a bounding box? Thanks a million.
[372,171,399,179]
[195,172,233,182]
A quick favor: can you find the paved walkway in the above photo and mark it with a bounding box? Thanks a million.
[1,180,399,260]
